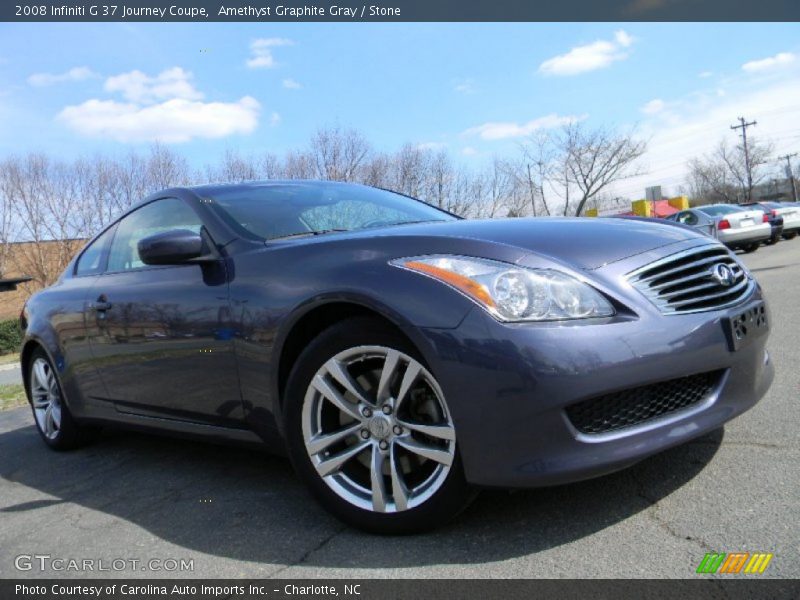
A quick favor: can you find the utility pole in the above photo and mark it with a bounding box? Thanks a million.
[730,116,757,202]
[778,152,798,202]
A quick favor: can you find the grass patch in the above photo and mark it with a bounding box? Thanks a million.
[0,353,20,366]
[0,384,27,411]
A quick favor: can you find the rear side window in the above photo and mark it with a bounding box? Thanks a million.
[74,226,116,276]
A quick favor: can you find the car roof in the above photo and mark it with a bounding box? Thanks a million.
[187,179,367,197]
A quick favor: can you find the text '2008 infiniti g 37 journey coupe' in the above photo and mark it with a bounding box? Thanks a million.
[21,181,773,533]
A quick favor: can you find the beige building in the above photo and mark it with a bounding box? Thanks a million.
[0,239,86,320]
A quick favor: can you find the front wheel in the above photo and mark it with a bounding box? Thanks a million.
[782,232,797,240]
[284,317,474,534]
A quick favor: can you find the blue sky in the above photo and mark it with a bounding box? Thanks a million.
[1,22,799,197]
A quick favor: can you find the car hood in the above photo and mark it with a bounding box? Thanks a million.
[354,217,702,270]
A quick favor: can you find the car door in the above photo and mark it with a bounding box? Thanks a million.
[40,226,117,415]
[87,196,243,425]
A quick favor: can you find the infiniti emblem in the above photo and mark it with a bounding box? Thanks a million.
[368,415,391,439]
[711,263,735,287]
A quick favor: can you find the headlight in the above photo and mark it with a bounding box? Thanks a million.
[391,255,615,322]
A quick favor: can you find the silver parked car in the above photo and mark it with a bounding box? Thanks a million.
[666,204,770,253]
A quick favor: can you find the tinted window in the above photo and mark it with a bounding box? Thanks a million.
[75,226,116,276]
[107,198,203,272]
[207,183,455,241]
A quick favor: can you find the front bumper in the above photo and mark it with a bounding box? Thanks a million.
[419,268,773,488]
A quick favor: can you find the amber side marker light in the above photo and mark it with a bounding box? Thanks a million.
[403,260,496,309]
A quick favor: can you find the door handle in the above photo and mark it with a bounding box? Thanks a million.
[90,296,113,312]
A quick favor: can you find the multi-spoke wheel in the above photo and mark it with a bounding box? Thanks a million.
[30,356,62,440]
[285,317,474,533]
[26,348,99,450]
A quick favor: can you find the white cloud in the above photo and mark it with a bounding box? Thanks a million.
[463,113,586,140]
[742,52,795,73]
[246,38,293,69]
[28,66,98,86]
[269,111,281,127]
[453,79,476,94]
[640,98,665,115]
[58,67,260,143]
[607,75,800,199]
[58,97,260,143]
[417,141,447,151]
[461,146,478,156]
[282,78,302,89]
[698,70,713,78]
[104,67,202,103]
[614,30,635,48]
[538,30,635,76]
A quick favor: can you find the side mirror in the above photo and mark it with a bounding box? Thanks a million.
[138,229,207,265]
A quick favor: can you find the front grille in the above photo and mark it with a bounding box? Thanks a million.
[628,245,753,314]
[565,371,723,435]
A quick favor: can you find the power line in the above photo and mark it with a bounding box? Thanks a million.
[730,116,757,201]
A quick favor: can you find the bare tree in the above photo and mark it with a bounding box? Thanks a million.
[208,149,261,183]
[0,159,20,278]
[146,143,191,190]
[284,149,315,179]
[559,123,647,216]
[686,138,773,205]
[517,131,556,216]
[309,126,371,181]
[360,153,393,188]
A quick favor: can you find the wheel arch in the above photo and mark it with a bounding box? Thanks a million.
[275,298,431,413]
[20,337,54,399]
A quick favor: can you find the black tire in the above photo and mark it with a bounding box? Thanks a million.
[742,243,759,253]
[764,235,779,245]
[26,348,100,451]
[782,232,797,240]
[283,316,475,534]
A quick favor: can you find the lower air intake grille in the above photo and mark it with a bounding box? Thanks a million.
[565,371,724,435]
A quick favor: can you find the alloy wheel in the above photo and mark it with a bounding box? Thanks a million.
[302,345,456,513]
[30,357,62,440]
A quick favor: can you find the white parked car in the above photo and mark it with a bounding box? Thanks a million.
[666,204,771,253]
[764,202,800,240]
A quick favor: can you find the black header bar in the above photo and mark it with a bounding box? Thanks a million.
[3,0,799,22]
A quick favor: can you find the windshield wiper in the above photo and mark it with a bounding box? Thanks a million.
[270,228,350,241]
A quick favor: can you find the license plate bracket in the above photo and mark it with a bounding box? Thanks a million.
[722,300,768,352]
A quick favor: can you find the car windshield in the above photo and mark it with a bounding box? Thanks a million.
[697,204,745,217]
[205,182,456,240]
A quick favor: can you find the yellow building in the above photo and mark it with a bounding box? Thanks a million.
[585,196,690,218]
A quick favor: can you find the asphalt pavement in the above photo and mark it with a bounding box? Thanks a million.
[0,363,21,386]
[0,240,797,579]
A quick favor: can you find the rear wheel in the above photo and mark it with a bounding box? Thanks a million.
[742,243,759,253]
[284,317,474,534]
[782,231,797,240]
[27,348,99,450]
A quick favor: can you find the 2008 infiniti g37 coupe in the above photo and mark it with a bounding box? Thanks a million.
[21,181,773,533]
